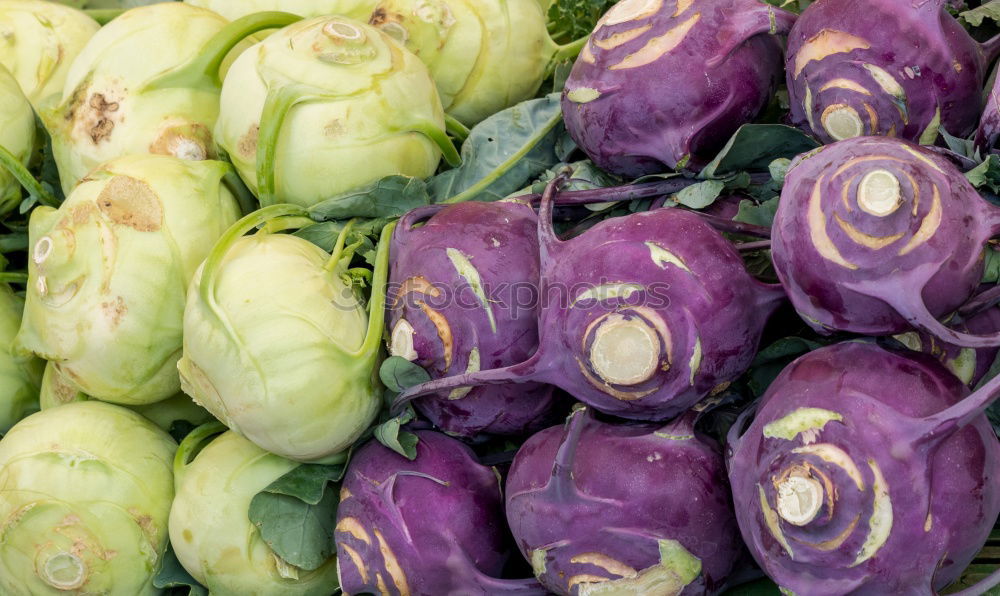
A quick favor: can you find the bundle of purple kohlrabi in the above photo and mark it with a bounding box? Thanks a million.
[771,135,1000,347]
[560,0,797,176]
[506,405,743,595]
[334,429,546,595]
[786,0,1000,144]
[728,341,1000,595]
[394,179,786,421]
[387,201,558,437]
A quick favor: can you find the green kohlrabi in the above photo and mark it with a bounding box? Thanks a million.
[169,427,340,592]
[215,16,457,208]
[0,64,38,217]
[178,207,393,463]
[0,276,43,435]
[0,0,100,109]
[0,401,176,594]
[14,155,241,406]
[42,2,300,194]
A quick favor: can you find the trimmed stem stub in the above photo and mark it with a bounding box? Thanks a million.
[822,104,864,141]
[390,319,418,361]
[857,169,902,217]
[41,552,86,590]
[589,314,661,386]
[775,475,824,526]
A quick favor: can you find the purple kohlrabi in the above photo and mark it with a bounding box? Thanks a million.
[772,136,1000,347]
[505,406,742,595]
[560,0,796,176]
[978,72,1000,152]
[334,430,545,595]
[395,179,785,421]
[786,0,1000,145]
[387,200,557,436]
[728,341,1000,595]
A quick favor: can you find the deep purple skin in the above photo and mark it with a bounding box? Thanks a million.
[771,136,1000,347]
[560,0,796,177]
[388,201,557,436]
[396,181,786,421]
[727,342,1000,595]
[906,300,1000,387]
[505,407,742,595]
[786,0,1000,144]
[977,75,1000,151]
[334,430,545,595]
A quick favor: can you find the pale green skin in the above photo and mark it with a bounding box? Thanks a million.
[191,0,553,126]
[0,64,36,216]
[169,431,339,593]
[0,401,176,594]
[0,0,99,110]
[0,285,43,434]
[42,2,228,194]
[179,230,381,463]
[215,16,446,208]
[39,361,215,432]
[14,155,241,406]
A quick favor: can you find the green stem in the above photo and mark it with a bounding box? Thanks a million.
[0,272,28,284]
[172,421,227,485]
[259,216,315,234]
[0,144,57,208]
[0,234,28,253]
[413,121,461,168]
[442,109,562,204]
[444,115,470,143]
[144,12,302,93]
[354,220,396,362]
[257,86,312,206]
[544,34,589,78]
[199,204,309,312]
[221,168,258,216]
[84,8,124,25]
[324,218,356,272]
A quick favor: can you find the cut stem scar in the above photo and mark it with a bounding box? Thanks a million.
[857,168,902,216]
[822,104,864,141]
[776,474,824,526]
[390,319,418,361]
[42,552,86,589]
[589,315,661,386]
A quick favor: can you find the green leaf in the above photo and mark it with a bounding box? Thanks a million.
[294,218,392,265]
[700,124,820,179]
[374,414,420,460]
[961,0,1000,26]
[153,545,208,595]
[984,248,1000,284]
[247,462,346,572]
[307,176,430,221]
[379,356,431,393]
[966,155,1000,193]
[734,197,780,228]
[674,180,725,209]
[547,0,617,44]
[430,94,565,204]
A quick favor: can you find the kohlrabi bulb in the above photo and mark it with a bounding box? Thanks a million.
[0,64,36,217]
[185,0,371,21]
[215,16,455,208]
[14,155,241,406]
[0,401,176,594]
[0,0,99,109]
[169,428,339,592]
[43,2,297,194]
[178,207,393,463]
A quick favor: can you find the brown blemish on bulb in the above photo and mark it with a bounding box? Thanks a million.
[96,176,163,232]
[148,123,213,161]
[87,93,120,143]
[101,296,127,329]
[239,125,259,159]
[369,7,391,26]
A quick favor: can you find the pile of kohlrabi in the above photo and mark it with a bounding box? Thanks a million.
[3,0,1000,593]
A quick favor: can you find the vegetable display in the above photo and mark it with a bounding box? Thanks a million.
[397,180,785,421]
[728,342,1000,594]
[335,429,545,594]
[561,0,796,175]
[772,136,1000,346]
[786,0,1000,145]
[215,15,456,208]
[506,406,741,594]
[14,155,241,406]
[3,0,1000,594]
[388,200,557,436]
[0,401,176,594]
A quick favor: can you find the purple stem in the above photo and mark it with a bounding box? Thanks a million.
[957,284,1000,320]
